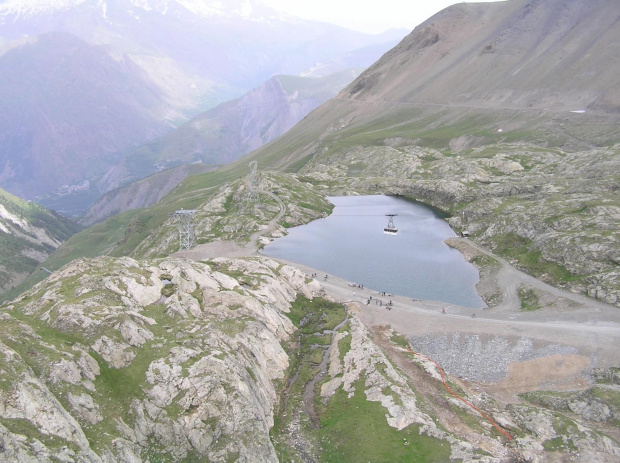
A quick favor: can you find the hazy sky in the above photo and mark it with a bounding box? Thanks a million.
[262,0,505,34]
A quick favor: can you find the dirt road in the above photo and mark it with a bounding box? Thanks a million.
[178,210,620,390]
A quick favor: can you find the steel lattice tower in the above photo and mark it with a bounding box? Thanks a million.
[174,209,197,250]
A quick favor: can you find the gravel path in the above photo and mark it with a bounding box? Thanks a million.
[462,238,616,313]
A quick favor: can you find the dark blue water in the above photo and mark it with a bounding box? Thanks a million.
[264,195,484,308]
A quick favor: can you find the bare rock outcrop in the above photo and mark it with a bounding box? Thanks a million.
[0,255,323,462]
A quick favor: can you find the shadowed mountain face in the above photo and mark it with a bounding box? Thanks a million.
[0,32,170,210]
[0,0,406,215]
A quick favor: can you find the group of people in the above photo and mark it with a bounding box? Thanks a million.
[367,296,392,309]
[309,273,480,318]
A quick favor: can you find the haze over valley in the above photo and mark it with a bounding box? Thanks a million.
[0,0,404,215]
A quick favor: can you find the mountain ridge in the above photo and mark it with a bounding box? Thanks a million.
[344,0,619,112]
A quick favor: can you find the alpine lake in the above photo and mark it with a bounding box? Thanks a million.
[263,195,484,309]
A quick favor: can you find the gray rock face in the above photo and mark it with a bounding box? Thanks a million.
[0,255,323,462]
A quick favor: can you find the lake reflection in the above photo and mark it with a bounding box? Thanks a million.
[263,195,484,308]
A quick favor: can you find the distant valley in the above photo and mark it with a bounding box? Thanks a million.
[0,0,404,215]
[97,70,364,202]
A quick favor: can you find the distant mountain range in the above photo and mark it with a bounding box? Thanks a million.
[0,32,171,209]
[96,70,363,195]
[0,0,405,215]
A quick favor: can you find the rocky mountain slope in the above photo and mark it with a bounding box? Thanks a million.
[0,255,322,461]
[346,0,618,112]
[0,187,80,293]
[2,254,620,461]
[97,70,363,196]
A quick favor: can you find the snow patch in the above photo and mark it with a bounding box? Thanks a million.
[0,0,86,17]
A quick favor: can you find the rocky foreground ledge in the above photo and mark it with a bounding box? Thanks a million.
[1,256,619,462]
[0,256,321,462]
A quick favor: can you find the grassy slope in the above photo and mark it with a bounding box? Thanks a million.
[271,295,452,462]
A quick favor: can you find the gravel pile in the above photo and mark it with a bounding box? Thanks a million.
[408,333,578,383]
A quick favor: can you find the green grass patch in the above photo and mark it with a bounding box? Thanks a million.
[0,417,76,450]
[337,331,352,365]
[317,377,451,462]
[492,233,580,284]
[471,254,500,269]
[543,436,572,452]
[285,295,346,334]
[449,402,488,434]
[309,348,325,365]
[160,284,177,297]
[390,332,410,349]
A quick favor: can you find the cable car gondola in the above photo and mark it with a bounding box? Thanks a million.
[384,214,398,235]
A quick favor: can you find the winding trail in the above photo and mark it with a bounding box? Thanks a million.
[405,345,512,442]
